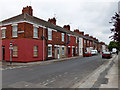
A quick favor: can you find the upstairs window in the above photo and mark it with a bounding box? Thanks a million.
[84,40,86,45]
[13,45,18,57]
[87,41,89,46]
[68,35,70,42]
[76,37,77,43]
[62,33,64,42]
[48,29,52,40]
[33,27,38,38]
[2,29,6,39]
[12,25,18,37]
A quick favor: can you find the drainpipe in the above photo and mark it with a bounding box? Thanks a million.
[46,28,48,60]
[43,28,44,61]
[66,33,68,57]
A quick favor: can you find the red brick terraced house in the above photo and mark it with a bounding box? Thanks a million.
[0,6,81,62]
[0,6,107,62]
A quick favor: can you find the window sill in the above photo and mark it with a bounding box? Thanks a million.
[12,37,18,39]
[33,37,39,39]
[48,55,52,57]
[33,56,38,58]
[12,56,18,58]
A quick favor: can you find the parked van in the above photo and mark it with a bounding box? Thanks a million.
[112,48,117,54]
[91,50,98,55]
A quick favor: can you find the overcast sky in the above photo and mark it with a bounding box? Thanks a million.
[0,0,119,44]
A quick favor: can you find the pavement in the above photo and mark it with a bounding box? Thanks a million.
[99,55,118,88]
[1,55,82,67]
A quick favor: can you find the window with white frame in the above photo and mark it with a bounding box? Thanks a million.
[84,40,86,45]
[80,48,81,53]
[12,25,18,37]
[62,47,65,55]
[48,44,52,57]
[2,29,5,38]
[33,45,38,57]
[87,40,89,46]
[68,35,70,42]
[33,27,38,38]
[48,29,52,40]
[76,47,77,54]
[62,33,64,42]
[13,45,18,57]
[76,37,77,43]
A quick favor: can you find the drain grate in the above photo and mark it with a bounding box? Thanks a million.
[101,78,108,84]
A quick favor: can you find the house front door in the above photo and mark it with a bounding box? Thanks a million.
[2,46,5,60]
[55,47,60,59]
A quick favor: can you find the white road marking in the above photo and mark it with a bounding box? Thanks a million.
[43,83,48,86]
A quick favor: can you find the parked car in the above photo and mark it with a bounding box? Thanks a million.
[102,52,112,58]
[91,50,98,55]
[83,52,92,57]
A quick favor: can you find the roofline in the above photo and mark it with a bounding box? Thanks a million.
[0,13,100,43]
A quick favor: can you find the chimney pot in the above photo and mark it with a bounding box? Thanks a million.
[48,17,56,25]
[63,25,70,30]
[22,6,33,16]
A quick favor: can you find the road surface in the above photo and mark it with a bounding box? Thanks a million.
[2,55,109,88]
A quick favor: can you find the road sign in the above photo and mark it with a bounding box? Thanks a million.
[9,47,13,49]
[10,43,13,47]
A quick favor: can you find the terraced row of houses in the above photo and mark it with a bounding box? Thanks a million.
[0,6,108,62]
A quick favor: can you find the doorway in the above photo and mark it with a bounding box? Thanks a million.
[72,47,75,56]
[55,47,60,59]
[2,46,5,60]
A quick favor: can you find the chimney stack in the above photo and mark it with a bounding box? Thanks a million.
[22,6,33,16]
[63,25,70,30]
[85,34,89,37]
[48,17,56,25]
[79,32,84,35]
[74,29,79,33]
[90,36,93,39]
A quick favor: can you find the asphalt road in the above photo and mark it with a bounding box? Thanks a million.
[2,55,109,88]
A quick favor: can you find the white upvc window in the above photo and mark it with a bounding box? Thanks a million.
[1,27,6,39]
[33,45,38,57]
[2,29,6,39]
[68,34,70,42]
[48,44,52,57]
[87,40,89,46]
[76,37,77,43]
[12,25,18,37]
[84,40,86,45]
[76,47,77,53]
[62,33,64,42]
[62,46,65,55]
[48,29,52,40]
[33,27,38,38]
[13,45,18,57]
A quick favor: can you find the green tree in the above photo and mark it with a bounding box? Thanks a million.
[109,13,120,44]
[108,41,118,51]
